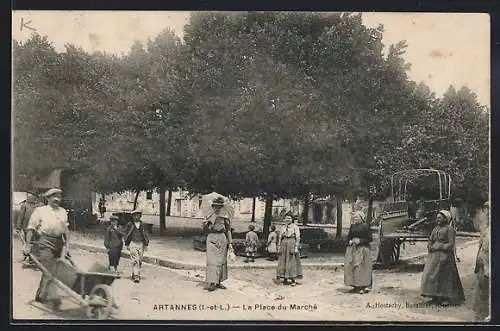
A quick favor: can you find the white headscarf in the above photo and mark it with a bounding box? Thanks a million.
[438,210,452,223]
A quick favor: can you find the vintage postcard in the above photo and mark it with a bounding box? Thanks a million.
[11,11,490,323]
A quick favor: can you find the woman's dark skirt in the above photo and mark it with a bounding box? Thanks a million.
[421,250,465,303]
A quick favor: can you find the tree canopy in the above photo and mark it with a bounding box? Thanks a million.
[12,12,489,218]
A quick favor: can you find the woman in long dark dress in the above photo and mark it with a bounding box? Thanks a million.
[203,197,233,292]
[420,210,465,305]
[344,211,373,294]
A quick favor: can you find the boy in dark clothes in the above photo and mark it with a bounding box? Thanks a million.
[104,216,124,274]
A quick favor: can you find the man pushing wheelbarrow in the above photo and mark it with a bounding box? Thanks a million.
[24,188,71,310]
[26,188,120,319]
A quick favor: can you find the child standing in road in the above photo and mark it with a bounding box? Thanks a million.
[124,210,149,283]
[266,225,278,261]
[104,216,124,274]
[245,224,259,263]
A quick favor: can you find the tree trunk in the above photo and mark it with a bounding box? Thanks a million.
[251,197,256,222]
[326,202,334,223]
[263,194,273,239]
[336,197,343,239]
[133,189,140,210]
[302,194,310,225]
[366,197,374,227]
[159,184,166,235]
[166,189,173,216]
[313,203,322,224]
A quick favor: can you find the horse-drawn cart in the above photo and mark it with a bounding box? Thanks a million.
[376,169,455,266]
[28,252,120,320]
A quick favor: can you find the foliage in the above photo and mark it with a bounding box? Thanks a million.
[12,13,489,219]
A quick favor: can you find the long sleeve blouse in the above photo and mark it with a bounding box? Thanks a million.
[278,223,301,247]
[428,224,455,253]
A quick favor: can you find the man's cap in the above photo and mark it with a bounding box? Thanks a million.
[131,209,142,215]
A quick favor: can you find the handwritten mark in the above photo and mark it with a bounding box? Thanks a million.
[20,18,36,32]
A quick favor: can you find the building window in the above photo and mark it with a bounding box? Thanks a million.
[146,191,153,200]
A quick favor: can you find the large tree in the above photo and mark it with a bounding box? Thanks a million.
[13,35,69,185]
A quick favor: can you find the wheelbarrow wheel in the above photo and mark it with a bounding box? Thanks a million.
[85,284,113,320]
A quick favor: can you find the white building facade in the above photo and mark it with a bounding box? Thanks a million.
[92,190,300,221]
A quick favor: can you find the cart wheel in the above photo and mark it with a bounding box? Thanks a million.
[392,241,401,263]
[378,238,400,266]
[85,284,113,320]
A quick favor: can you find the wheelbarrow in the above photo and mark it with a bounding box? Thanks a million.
[28,252,121,320]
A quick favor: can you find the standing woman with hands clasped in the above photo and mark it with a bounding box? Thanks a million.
[344,210,373,294]
[420,210,465,305]
[276,213,301,286]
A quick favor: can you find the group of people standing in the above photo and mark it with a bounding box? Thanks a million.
[14,190,490,321]
[14,188,151,311]
[202,197,490,321]
[343,204,490,322]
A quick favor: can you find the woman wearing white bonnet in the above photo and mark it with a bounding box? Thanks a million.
[344,209,373,294]
[420,209,465,305]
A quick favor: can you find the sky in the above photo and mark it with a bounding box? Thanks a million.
[12,11,490,107]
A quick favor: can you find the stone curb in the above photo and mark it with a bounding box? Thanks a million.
[70,242,352,270]
[70,240,474,271]
[70,242,344,270]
